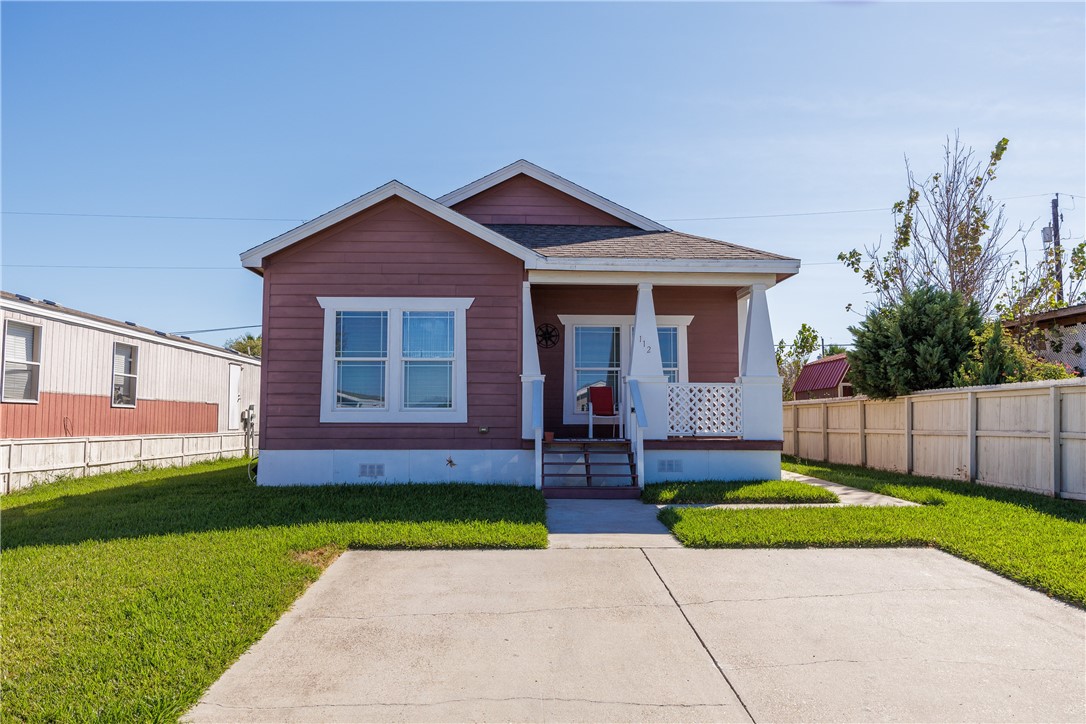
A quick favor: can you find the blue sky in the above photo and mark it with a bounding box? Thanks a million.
[3,2,1084,349]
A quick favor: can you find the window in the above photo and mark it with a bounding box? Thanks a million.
[318,297,473,423]
[573,326,620,414]
[112,343,139,407]
[335,312,388,408]
[402,311,455,409]
[3,321,41,403]
[658,327,679,383]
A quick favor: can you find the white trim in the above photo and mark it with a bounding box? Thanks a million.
[527,270,787,286]
[2,319,42,404]
[436,159,671,232]
[240,181,544,271]
[110,341,139,409]
[0,299,261,366]
[557,314,693,425]
[317,297,474,423]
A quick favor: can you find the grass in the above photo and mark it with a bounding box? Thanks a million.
[1,460,547,722]
[658,457,1086,608]
[642,479,839,504]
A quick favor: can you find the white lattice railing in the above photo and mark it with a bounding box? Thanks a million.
[667,383,743,436]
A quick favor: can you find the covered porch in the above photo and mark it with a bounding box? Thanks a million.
[519,271,784,492]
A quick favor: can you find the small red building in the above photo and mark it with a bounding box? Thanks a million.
[792,353,852,400]
[240,161,800,494]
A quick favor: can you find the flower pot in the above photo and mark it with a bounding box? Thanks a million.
[543,432,555,443]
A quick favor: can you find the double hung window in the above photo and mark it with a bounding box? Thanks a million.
[3,321,41,403]
[320,298,472,423]
[112,342,139,407]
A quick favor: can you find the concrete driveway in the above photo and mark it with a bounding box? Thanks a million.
[188,547,1085,723]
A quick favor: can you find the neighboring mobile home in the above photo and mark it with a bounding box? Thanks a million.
[241,161,800,496]
[1,292,260,491]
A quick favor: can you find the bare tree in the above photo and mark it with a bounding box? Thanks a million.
[840,133,1018,315]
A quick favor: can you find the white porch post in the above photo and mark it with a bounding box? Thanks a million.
[737,283,783,440]
[628,283,669,440]
[520,281,544,440]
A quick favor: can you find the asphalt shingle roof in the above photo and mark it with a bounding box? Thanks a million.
[485,224,796,262]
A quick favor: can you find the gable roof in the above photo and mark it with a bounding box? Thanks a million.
[436,160,670,232]
[792,353,850,394]
[487,224,793,261]
[239,180,543,271]
[239,162,800,278]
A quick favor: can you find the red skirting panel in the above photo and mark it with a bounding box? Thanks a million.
[2,392,218,438]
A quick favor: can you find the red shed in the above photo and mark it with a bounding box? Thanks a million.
[792,353,852,400]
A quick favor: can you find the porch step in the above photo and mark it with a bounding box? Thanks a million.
[541,439,638,490]
[542,485,641,500]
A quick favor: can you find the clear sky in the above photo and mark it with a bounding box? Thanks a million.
[3,2,1084,349]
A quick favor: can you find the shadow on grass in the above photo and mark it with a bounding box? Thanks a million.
[2,462,547,550]
[783,456,1086,524]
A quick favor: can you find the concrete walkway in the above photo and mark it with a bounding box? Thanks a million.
[546,473,915,549]
[187,548,1086,723]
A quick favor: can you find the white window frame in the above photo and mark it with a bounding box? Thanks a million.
[557,314,692,425]
[2,319,42,404]
[318,297,473,423]
[111,342,139,408]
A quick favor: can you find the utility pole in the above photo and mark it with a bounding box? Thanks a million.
[1052,195,1064,303]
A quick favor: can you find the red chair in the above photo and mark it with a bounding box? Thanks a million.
[587,386,621,439]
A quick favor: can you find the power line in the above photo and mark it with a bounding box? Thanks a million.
[171,324,261,334]
[1,210,306,222]
[2,264,239,270]
[3,192,1080,225]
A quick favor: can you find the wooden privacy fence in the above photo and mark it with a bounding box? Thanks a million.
[783,379,1085,500]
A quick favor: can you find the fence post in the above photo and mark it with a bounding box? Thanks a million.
[904,397,914,474]
[858,399,866,468]
[821,403,829,461]
[1050,385,1062,497]
[967,391,978,482]
[792,404,800,456]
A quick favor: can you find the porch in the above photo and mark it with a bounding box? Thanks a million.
[519,274,784,492]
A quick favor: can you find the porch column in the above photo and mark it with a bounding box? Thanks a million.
[736,289,749,367]
[520,281,545,439]
[628,283,669,440]
[737,283,783,440]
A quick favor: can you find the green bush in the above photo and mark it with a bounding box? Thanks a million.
[848,285,982,398]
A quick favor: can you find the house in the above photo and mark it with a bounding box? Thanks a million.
[241,160,799,496]
[1,292,260,492]
[791,353,852,400]
[1004,303,1086,376]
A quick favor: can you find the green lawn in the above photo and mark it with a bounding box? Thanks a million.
[642,479,838,504]
[658,457,1086,608]
[1,460,547,722]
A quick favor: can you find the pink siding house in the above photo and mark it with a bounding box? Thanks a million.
[241,161,799,496]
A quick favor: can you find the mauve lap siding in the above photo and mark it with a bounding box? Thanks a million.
[260,197,524,452]
[451,174,632,226]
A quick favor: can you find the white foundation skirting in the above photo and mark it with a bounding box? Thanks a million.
[644,450,781,483]
[256,449,536,486]
[258,448,781,486]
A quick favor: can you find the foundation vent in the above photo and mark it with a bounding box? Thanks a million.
[657,459,683,474]
[359,463,386,478]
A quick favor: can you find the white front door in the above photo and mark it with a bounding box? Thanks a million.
[228,365,242,430]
